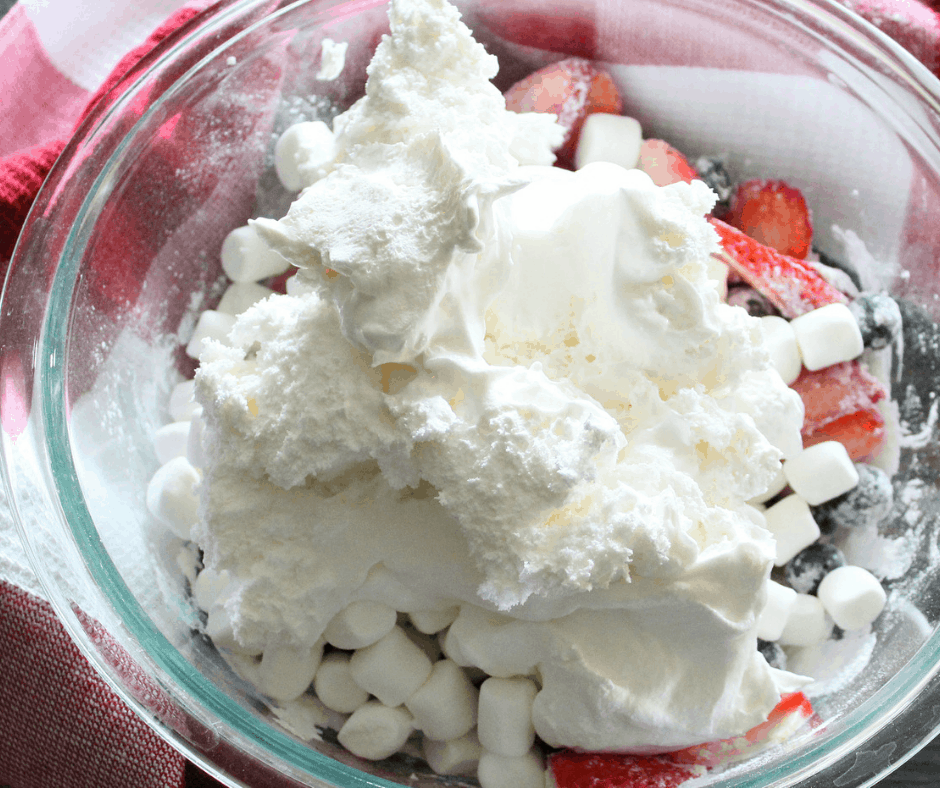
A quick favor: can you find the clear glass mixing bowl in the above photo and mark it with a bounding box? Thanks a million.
[4,0,940,785]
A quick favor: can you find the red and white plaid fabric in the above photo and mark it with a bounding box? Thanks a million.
[0,1,939,786]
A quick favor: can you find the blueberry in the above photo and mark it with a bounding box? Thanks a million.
[849,293,903,350]
[757,639,787,670]
[784,543,846,595]
[695,155,733,211]
[811,464,893,535]
[727,285,778,317]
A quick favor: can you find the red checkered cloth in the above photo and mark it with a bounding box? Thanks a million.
[1,1,940,787]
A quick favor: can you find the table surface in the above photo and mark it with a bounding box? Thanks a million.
[3,0,940,784]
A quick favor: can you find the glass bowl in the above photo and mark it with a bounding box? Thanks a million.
[4,0,940,785]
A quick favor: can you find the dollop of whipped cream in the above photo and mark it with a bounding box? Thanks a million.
[194,0,807,751]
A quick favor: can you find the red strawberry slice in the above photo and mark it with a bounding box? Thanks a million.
[548,752,703,788]
[637,139,698,187]
[672,692,818,768]
[709,217,846,318]
[504,57,623,170]
[791,361,888,461]
[726,179,813,259]
[548,693,817,787]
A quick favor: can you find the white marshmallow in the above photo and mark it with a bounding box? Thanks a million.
[185,309,236,359]
[791,302,864,371]
[145,456,200,539]
[284,273,309,296]
[750,463,787,505]
[193,567,232,611]
[337,701,414,761]
[349,625,434,707]
[574,113,642,172]
[221,225,290,283]
[763,494,821,566]
[478,750,544,788]
[405,659,478,741]
[409,607,459,635]
[314,652,371,714]
[168,379,199,421]
[756,580,797,641]
[778,593,831,647]
[187,411,208,470]
[817,565,886,630]
[477,677,538,758]
[206,606,262,656]
[760,315,802,385]
[323,600,397,649]
[423,729,482,776]
[784,441,859,506]
[216,281,274,316]
[258,641,324,702]
[153,421,191,465]
[273,121,336,192]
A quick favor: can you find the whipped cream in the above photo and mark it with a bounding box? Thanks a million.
[193,0,807,751]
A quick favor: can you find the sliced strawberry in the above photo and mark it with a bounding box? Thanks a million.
[791,361,888,461]
[709,217,846,318]
[637,139,698,187]
[672,692,818,768]
[504,57,623,169]
[726,179,813,259]
[548,752,703,788]
[548,693,817,786]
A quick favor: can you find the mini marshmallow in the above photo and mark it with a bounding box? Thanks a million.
[314,652,371,714]
[763,494,821,566]
[405,659,478,742]
[221,225,290,283]
[205,606,263,656]
[324,600,397,649]
[193,567,232,610]
[423,729,482,776]
[187,411,208,470]
[409,607,459,635]
[784,441,859,506]
[791,302,864,371]
[756,580,797,642]
[817,565,887,630]
[477,677,538,758]
[477,750,544,788]
[778,593,831,647]
[274,121,336,192]
[169,379,199,421]
[760,315,802,385]
[185,309,236,359]
[284,274,310,297]
[153,421,191,465]
[574,113,643,171]
[258,641,324,702]
[216,281,274,316]
[146,456,200,539]
[349,625,433,708]
[750,463,787,505]
[337,701,414,761]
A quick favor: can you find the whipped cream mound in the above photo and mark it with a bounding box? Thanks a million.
[194,0,808,751]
